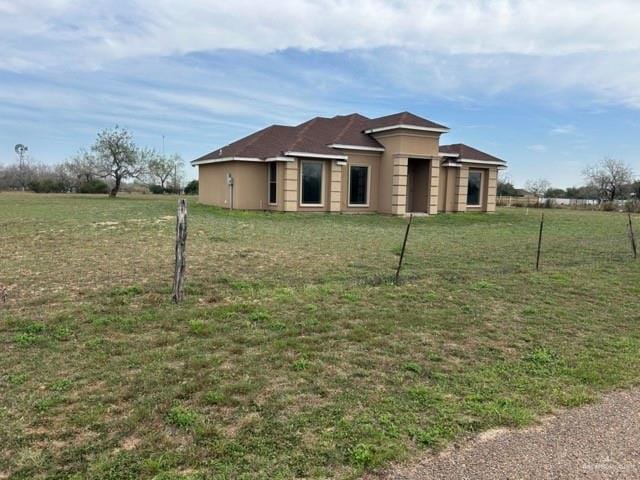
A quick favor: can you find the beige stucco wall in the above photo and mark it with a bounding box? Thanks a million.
[437,166,461,212]
[438,166,448,212]
[197,163,229,207]
[198,161,268,210]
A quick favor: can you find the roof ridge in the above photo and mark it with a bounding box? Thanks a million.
[235,125,280,157]
[334,115,359,143]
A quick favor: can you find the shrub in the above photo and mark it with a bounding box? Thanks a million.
[149,184,165,194]
[624,200,640,213]
[28,179,67,193]
[78,179,109,194]
[184,180,198,195]
[600,201,618,212]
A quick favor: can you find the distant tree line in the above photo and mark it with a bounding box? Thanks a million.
[0,126,196,196]
[499,158,639,203]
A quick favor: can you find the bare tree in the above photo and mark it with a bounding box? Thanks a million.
[64,153,96,186]
[524,178,551,198]
[76,126,150,197]
[583,158,634,202]
[148,154,183,191]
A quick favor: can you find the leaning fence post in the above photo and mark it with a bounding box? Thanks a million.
[628,213,637,259]
[172,198,187,303]
[395,214,413,285]
[535,212,544,271]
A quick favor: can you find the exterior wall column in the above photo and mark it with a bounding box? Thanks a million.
[283,160,299,212]
[428,157,440,215]
[455,165,469,212]
[391,156,408,215]
[486,167,497,212]
[330,161,342,212]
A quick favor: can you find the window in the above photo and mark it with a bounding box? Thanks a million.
[300,161,323,205]
[467,170,483,206]
[268,162,277,205]
[349,165,369,206]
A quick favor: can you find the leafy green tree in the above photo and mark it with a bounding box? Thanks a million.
[184,180,198,195]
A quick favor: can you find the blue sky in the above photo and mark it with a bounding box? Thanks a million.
[1,0,639,187]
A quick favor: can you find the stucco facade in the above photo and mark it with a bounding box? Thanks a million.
[192,112,506,215]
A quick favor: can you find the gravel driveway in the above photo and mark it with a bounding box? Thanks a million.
[370,388,640,480]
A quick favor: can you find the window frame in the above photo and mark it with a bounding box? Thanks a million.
[299,160,325,207]
[347,163,370,207]
[466,169,484,207]
[268,162,277,205]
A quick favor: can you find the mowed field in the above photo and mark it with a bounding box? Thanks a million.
[1,192,640,479]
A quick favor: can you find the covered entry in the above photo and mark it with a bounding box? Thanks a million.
[406,158,430,213]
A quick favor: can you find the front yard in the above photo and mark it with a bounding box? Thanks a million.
[1,193,639,479]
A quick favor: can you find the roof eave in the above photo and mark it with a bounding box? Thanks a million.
[459,158,507,166]
[327,144,385,152]
[284,151,348,160]
[191,156,263,166]
[364,124,450,135]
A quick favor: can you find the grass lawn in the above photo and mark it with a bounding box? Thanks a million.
[1,192,640,479]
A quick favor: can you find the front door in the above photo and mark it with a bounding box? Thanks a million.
[407,159,429,213]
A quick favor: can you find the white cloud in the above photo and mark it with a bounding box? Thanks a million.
[3,0,640,60]
[0,0,640,108]
[1,1,639,109]
[551,124,578,135]
[527,144,548,152]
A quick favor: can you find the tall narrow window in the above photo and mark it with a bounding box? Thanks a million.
[268,162,277,205]
[349,165,369,206]
[300,161,323,205]
[467,170,483,206]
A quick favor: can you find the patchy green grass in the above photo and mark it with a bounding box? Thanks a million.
[1,192,640,479]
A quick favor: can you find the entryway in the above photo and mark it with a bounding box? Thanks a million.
[406,158,429,213]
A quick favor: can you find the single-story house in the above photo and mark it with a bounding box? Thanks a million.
[191,112,506,215]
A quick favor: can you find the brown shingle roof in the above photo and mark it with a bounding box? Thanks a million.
[365,111,448,131]
[193,112,449,163]
[439,143,506,164]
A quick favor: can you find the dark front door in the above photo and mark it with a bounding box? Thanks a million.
[407,159,429,213]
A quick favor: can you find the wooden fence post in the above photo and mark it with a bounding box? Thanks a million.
[395,214,413,285]
[628,213,637,259]
[172,198,187,303]
[535,212,544,271]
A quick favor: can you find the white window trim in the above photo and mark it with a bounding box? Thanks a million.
[268,162,277,205]
[467,169,484,207]
[347,163,371,208]
[299,160,325,207]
